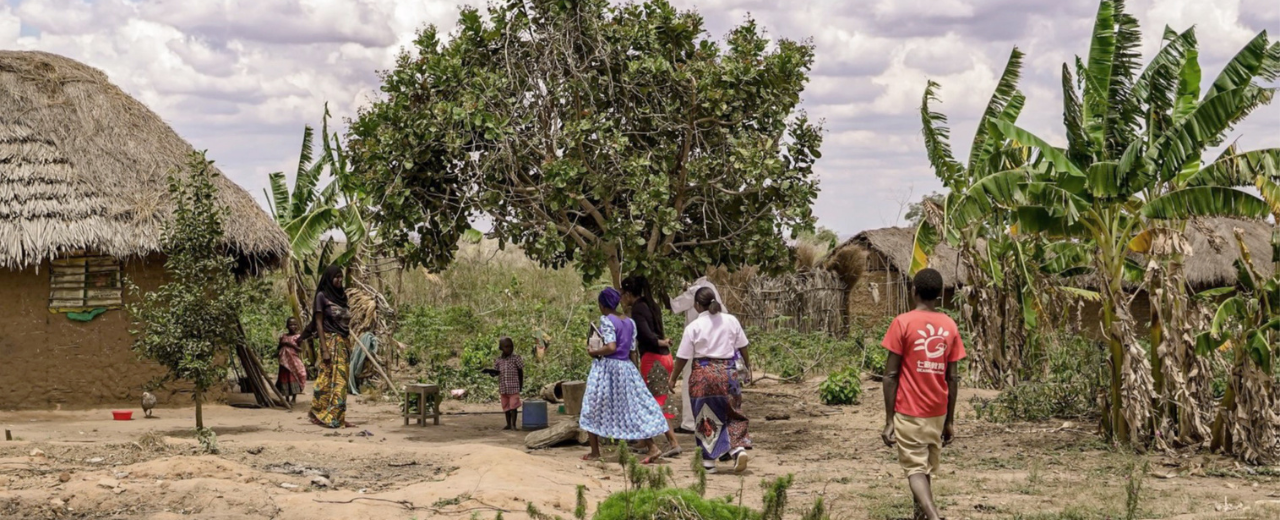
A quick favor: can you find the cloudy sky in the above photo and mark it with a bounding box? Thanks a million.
[1,0,1277,236]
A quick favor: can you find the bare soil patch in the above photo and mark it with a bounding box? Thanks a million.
[2,379,1278,519]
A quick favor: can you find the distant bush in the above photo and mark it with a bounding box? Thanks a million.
[237,276,293,368]
[393,243,600,401]
[748,328,864,382]
[819,366,862,405]
[972,332,1104,423]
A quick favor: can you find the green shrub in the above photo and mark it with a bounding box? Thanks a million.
[850,316,893,376]
[748,328,863,382]
[972,333,1104,423]
[818,366,862,405]
[593,488,759,520]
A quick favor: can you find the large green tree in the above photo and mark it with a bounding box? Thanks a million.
[347,0,822,289]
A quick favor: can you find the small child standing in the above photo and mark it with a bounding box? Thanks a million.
[492,337,525,430]
[275,317,307,406]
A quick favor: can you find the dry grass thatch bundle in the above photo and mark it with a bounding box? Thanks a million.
[822,245,866,289]
[0,51,287,269]
[1180,217,1274,289]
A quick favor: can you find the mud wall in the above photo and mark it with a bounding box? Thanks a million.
[0,255,195,410]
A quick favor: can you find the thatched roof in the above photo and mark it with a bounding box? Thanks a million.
[832,218,1275,291]
[835,227,968,288]
[0,51,288,269]
[1180,217,1274,289]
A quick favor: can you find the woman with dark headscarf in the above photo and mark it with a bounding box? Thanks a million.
[309,265,352,428]
[579,287,671,463]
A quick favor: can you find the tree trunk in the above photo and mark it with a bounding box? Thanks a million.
[194,389,204,430]
[1210,349,1243,453]
[1149,310,1166,436]
[606,247,622,288]
[1102,302,1128,444]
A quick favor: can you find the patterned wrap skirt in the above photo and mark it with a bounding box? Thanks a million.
[640,352,675,419]
[579,357,671,441]
[689,358,751,460]
[309,335,351,428]
[276,344,307,396]
[276,366,304,396]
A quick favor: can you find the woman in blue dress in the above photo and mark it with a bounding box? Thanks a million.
[579,287,671,463]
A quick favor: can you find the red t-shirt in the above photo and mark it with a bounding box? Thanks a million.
[881,309,966,418]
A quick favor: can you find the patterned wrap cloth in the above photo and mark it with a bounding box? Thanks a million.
[276,333,307,396]
[578,357,671,440]
[309,334,351,428]
[689,358,751,460]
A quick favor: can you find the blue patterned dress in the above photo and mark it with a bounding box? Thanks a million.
[578,315,671,440]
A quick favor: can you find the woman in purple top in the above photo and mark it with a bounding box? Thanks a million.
[579,288,672,463]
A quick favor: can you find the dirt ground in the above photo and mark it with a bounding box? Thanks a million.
[2,379,1278,520]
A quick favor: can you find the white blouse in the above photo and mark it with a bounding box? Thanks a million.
[676,311,749,360]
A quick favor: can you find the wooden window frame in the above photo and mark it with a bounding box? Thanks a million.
[48,251,123,313]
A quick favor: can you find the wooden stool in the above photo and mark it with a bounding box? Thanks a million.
[403,384,442,426]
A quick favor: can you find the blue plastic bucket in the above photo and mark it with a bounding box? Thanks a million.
[522,399,548,431]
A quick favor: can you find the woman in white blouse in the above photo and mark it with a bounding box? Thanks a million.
[669,288,753,474]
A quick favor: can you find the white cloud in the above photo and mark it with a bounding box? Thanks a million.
[0,5,19,45]
[2,0,1277,237]
[874,0,974,20]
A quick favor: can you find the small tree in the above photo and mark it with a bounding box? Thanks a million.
[129,152,250,430]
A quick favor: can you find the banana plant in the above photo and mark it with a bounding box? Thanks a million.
[936,0,1275,447]
[1195,231,1279,463]
[911,47,1038,388]
[266,106,371,342]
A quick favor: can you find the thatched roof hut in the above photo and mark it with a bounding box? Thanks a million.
[0,50,288,269]
[836,227,969,287]
[824,226,968,324]
[0,51,287,410]
[1179,217,1274,289]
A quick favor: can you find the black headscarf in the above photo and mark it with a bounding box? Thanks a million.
[317,265,348,309]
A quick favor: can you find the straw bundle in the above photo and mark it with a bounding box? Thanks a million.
[0,51,288,269]
[822,245,866,289]
[1180,217,1274,289]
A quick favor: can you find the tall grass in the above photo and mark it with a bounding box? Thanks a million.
[393,240,602,401]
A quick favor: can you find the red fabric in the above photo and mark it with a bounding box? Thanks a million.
[276,366,304,396]
[881,310,966,418]
[500,393,523,412]
[278,334,307,382]
[640,352,676,419]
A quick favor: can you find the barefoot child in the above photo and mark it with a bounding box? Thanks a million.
[490,337,524,430]
[880,268,965,520]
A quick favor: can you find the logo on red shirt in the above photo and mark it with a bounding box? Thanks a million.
[912,324,951,359]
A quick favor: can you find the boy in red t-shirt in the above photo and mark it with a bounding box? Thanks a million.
[881,268,965,520]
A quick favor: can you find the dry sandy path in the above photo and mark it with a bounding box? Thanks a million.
[2,380,1278,519]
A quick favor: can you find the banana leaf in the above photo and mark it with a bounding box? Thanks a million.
[1141,186,1269,220]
